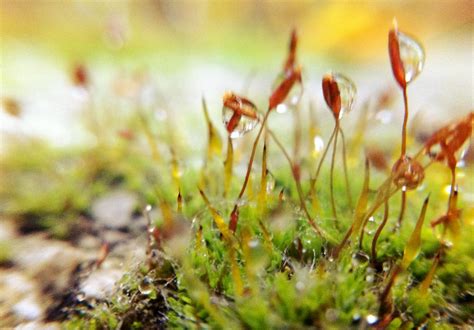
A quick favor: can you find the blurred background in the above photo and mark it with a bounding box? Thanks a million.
[0,2,473,327]
[1,0,472,150]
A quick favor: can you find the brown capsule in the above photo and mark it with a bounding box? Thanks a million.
[117,129,135,140]
[388,21,425,89]
[283,28,298,73]
[222,92,259,138]
[229,208,239,233]
[1,97,21,117]
[268,66,302,111]
[365,147,389,171]
[388,27,406,89]
[424,112,473,171]
[73,64,88,87]
[392,156,425,190]
[322,72,356,120]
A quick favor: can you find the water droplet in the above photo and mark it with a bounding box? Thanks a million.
[368,216,375,222]
[222,92,260,138]
[352,251,370,267]
[266,171,276,193]
[366,267,375,282]
[328,256,335,262]
[392,156,425,190]
[396,31,425,84]
[366,314,378,325]
[313,136,324,155]
[117,295,127,305]
[458,142,473,167]
[138,276,154,295]
[323,72,357,120]
[272,72,303,114]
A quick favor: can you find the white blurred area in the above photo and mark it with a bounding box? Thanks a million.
[1,1,472,152]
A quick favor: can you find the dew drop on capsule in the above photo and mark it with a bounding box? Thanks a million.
[330,73,357,120]
[396,31,425,84]
[272,73,303,114]
[222,108,259,139]
[222,94,260,138]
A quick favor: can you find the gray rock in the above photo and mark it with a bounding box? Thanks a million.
[91,190,138,229]
[80,267,123,300]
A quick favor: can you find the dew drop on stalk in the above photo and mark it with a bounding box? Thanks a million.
[396,30,425,84]
[222,92,260,138]
[138,276,153,295]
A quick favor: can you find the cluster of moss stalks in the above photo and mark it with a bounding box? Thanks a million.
[1,26,472,329]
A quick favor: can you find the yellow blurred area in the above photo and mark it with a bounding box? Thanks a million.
[1,0,472,62]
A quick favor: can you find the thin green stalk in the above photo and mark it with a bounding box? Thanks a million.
[230,110,271,230]
[309,124,337,197]
[330,122,340,226]
[268,129,329,240]
[339,126,353,208]
[372,199,390,264]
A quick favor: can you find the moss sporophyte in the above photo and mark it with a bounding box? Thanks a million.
[21,24,471,329]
